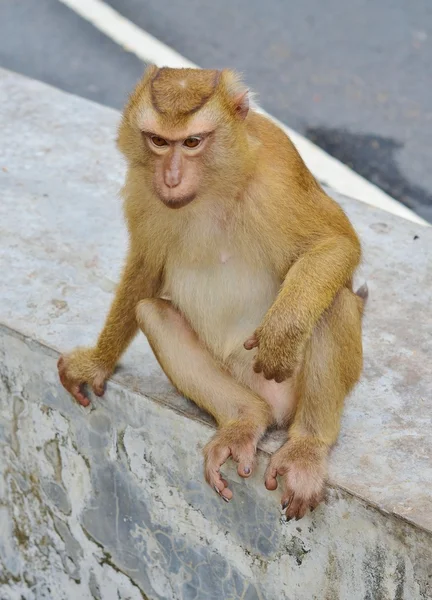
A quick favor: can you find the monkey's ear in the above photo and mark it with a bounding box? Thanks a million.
[221,69,250,120]
[143,64,159,81]
[233,90,249,120]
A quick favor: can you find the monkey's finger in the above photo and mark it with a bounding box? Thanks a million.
[284,368,294,379]
[244,336,259,350]
[71,384,91,407]
[253,360,263,374]
[92,374,106,397]
[263,371,276,381]
[262,366,280,381]
[58,369,67,390]
[57,358,68,389]
[58,359,91,407]
[263,367,290,382]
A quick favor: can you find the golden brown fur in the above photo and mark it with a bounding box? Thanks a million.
[58,66,366,519]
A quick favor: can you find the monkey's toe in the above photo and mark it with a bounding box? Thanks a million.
[207,468,233,502]
[283,492,322,520]
[283,494,308,520]
[266,439,327,521]
[231,443,256,479]
[213,477,233,502]
[204,442,232,501]
[264,465,280,490]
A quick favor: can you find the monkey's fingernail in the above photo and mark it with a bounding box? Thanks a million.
[222,496,230,503]
[214,485,220,495]
[286,516,293,522]
[244,467,251,475]
[310,506,315,512]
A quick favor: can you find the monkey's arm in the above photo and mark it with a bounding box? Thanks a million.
[58,249,159,405]
[249,234,361,381]
[95,252,157,367]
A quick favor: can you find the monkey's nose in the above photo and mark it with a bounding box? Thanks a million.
[164,169,182,188]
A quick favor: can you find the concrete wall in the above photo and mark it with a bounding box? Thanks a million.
[0,69,431,600]
[2,327,432,600]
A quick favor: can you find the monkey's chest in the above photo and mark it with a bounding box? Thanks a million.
[161,255,280,361]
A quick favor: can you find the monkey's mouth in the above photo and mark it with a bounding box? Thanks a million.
[160,193,196,209]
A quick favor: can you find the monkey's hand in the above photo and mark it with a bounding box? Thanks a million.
[57,348,112,407]
[244,317,306,382]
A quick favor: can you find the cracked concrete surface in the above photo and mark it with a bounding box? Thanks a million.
[1,329,432,600]
[0,68,431,599]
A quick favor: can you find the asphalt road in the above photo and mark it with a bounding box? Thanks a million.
[1,0,431,221]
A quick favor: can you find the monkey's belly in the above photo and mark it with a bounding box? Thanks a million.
[162,259,279,363]
[244,370,296,425]
[162,260,295,423]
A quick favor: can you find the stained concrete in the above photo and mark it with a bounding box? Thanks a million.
[0,68,431,599]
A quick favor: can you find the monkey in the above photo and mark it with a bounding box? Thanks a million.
[58,66,367,521]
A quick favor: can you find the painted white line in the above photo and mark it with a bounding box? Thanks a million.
[59,0,428,226]
[58,0,196,68]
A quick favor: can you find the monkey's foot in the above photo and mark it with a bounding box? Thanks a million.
[203,422,260,502]
[57,349,110,407]
[265,438,327,520]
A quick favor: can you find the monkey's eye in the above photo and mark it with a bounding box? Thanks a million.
[183,137,201,149]
[150,136,168,147]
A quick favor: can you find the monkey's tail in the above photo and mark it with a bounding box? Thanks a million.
[355,283,369,302]
[355,282,369,315]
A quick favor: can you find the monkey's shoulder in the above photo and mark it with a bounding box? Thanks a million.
[248,112,302,159]
[247,112,352,224]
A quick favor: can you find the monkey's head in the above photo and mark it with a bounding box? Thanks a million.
[117,66,251,209]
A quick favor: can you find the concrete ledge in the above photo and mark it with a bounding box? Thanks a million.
[0,68,431,599]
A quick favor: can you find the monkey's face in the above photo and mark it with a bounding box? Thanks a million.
[141,126,214,209]
[117,66,251,209]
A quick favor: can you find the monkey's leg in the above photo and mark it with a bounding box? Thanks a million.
[265,288,364,519]
[136,299,273,501]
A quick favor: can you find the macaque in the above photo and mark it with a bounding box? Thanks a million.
[58,66,367,520]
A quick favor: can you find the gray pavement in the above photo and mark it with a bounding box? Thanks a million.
[0,0,144,108]
[1,0,431,221]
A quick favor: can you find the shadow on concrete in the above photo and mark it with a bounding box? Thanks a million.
[305,126,432,222]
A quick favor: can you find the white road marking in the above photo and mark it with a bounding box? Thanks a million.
[58,0,195,68]
[58,0,428,225]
